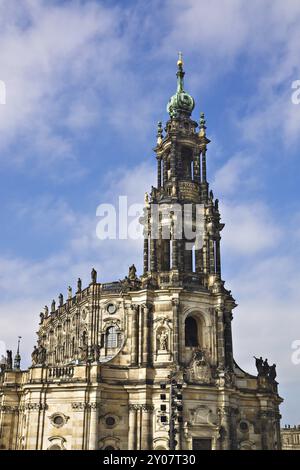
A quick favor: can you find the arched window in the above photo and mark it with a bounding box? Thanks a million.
[106,326,118,348]
[185,316,199,347]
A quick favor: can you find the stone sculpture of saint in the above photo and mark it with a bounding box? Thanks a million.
[269,364,277,381]
[254,356,264,375]
[91,268,97,283]
[159,330,168,351]
[128,264,137,280]
[31,346,39,366]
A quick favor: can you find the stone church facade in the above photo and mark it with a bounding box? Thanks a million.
[281,425,300,450]
[0,57,282,450]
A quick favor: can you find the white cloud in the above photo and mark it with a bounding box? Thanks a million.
[0,160,155,366]
[230,249,300,423]
[221,201,282,256]
[212,154,256,197]
[0,1,137,170]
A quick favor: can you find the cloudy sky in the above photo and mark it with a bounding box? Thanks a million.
[0,0,299,425]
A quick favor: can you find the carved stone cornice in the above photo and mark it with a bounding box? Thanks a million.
[71,402,99,410]
[129,404,154,412]
[131,304,139,313]
[218,406,239,418]
[258,409,275,420]
[19,403,48,411]
[141,303,153,313]
[0,405,19,413]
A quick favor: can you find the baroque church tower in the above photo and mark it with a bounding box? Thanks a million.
[0,56,282,451]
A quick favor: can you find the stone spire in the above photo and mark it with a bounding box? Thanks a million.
[13,336,21,370]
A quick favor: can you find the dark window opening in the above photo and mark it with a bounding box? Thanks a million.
[182,147,193,179]
[185,317,199,347]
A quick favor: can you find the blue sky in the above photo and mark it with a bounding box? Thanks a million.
[0,0,300,425]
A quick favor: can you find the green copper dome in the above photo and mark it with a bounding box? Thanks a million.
[167,54,195,118]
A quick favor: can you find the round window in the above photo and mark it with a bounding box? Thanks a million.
[53,415,64,427]
[105,416,116,427]
[107,304,116,314]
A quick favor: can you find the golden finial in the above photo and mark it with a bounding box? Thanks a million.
[177,51,183,68]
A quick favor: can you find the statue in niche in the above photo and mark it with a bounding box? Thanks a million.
[158,329,168,351]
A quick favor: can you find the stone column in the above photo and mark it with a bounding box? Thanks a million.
[177,239,184,272]
[128,406,137,450]
[170,142,176,178]
[130,305,139,365]
[88,403,99,450]
[143,235,149,274]
[171,228,178,270]
[172,299,179,363]
[215,237,221,276]
[209,238,216,274]
[195,247,203,274]
[150,239,157,272]
[224,311,233,370]
[201,148,207,182]
[259,410,271,450]
[216,307,225,369]
[163,156,168,186]
[138,306,143,366]
[157,157,162,188]
[202,235,209,275]
[141,405,153,450]
[136,407,142,449]
[218,406,238,450]
[177,144,183,179]
[193,149,201,183]
[142,305,151,365]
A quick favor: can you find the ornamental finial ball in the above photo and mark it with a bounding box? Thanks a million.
[177,51,183,67]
